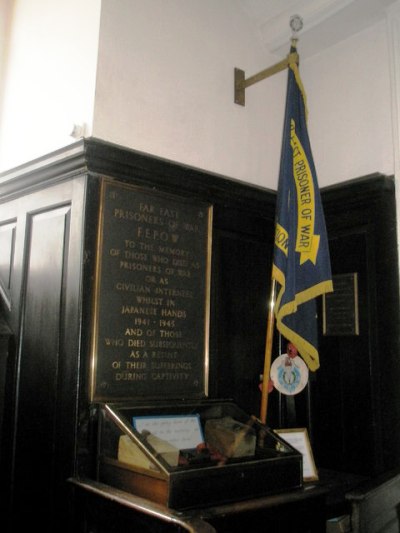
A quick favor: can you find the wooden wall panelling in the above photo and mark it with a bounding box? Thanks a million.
[13,204,72,526]
[1,140,398,529]
[209,203,275,421]
[314,175,400,477]
[78,139,280,425]
[0,176,87,529]
[0,219,16,309]
[0,140,280,529]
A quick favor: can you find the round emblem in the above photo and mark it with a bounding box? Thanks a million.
[270,354,309,395]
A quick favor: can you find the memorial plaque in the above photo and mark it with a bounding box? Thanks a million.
[90,179,212,401]
[322,273,359,336]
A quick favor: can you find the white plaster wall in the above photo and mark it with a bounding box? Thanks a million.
[304,21,394,187]
[0,0,101,172]
[0,0,396,192]
[0,0,14,132]
[93,0,394,191]
[92,0,288,189]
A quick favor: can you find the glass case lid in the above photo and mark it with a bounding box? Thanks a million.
[97,400,301,477]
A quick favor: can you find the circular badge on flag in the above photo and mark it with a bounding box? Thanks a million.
[270,354,309,395]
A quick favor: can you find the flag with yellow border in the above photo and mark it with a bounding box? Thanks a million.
[272,42,333,371]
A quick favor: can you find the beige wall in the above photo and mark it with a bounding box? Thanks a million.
[0,0,398,191]
[0,0,101,170]
[93,0,395,189]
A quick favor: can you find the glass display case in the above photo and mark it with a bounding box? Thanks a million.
[96,399,303,510]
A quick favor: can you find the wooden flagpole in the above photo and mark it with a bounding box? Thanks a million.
[257,18,304,425]
[260,279,277,424]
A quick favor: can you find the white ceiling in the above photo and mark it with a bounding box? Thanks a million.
[238,0,397,58]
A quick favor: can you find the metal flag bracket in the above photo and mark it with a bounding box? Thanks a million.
[234,15,303,106]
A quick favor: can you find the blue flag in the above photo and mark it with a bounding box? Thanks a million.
[272,43,333,371]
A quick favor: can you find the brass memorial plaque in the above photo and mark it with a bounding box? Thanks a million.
[90,179,212,401]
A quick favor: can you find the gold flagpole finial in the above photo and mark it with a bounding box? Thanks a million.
[234,14,303,106]
[290,14,303,47]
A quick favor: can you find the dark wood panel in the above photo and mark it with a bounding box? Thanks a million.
[0,177,87,531]
[11,205,71,526]
[0,140,398,529]
[209,224,276,421]
[313,230,374,473]
[0,219,16,308]
[346,468,400,533]
[314,175,400,477]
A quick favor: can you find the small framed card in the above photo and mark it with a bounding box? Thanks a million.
[274,427,318,482]
[132,414,204,451]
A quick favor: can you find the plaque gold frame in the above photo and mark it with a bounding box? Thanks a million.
[89,178,213,402]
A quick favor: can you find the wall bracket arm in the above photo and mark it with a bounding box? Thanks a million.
[234,51,298,106]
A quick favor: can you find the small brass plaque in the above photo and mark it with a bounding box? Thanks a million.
[90,179,212,401]
[323,273,359,336]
